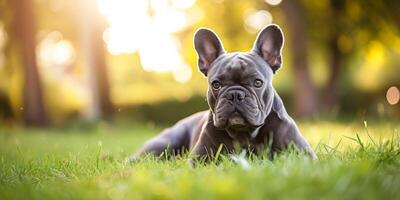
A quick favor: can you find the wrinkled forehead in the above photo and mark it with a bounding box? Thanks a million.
[208,52,273,81]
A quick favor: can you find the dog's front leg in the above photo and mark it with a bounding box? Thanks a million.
[189,121,232,166]
[271,115,317,160]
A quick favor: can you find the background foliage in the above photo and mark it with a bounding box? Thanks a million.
[0,0,399,125]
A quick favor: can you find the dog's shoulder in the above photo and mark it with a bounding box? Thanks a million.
[271,89,287,120]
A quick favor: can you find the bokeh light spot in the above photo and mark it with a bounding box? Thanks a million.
[37,31,76,75]
[386,86,400,105]
[265,0,282,6]
[173,65,192,83]
[244,10,272,33]
[0,22,6,69]
[0,23,6,49]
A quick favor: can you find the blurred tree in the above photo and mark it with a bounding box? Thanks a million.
[0,91,13,120]
[281,0,319,118]
[78,0,113,120]
[324,0,345,111]
[11,0,48,126]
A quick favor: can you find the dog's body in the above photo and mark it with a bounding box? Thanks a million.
[129,24,317,161]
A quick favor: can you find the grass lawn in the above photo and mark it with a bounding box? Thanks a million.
[0,120,399,200]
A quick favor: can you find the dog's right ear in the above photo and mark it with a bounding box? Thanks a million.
[194,28,225,76]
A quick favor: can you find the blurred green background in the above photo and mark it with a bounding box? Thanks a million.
[0,0,399,127]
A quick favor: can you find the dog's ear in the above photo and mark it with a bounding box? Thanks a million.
[252,24,284,74]
[194,28,225,76]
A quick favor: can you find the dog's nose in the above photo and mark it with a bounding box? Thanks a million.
[227,90,245,102]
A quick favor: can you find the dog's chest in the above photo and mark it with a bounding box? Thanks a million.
[230,130,269,151]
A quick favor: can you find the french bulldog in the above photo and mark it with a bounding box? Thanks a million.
[128,24,317,162]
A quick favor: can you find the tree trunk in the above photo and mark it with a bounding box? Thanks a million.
[12,0,48,126]
[324,32,341,110]
[79,0,113,120]
[90,24,113,118]
[324,0,344,112]
[281,0,319,118]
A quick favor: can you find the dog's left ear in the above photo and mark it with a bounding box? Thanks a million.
[252,24,284,74]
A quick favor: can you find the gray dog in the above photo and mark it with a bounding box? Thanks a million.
[129,24,317,162]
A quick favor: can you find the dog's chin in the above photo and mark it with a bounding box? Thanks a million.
[225,119,253,139]
[218,113,250,135]
[228,114,246,127]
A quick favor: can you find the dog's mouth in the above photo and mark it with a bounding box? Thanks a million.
[215,110,264,129]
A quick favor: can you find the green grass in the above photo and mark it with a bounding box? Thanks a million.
[0,120,399,200]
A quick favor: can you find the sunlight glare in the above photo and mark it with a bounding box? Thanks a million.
[153,10,188,33]
[98,0,198,82]
[171,0,196,9]
[139,30,183,72]
[98,0,148,55]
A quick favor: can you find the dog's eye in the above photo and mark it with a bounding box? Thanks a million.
[254,79,263,88]
[211,81,221,90]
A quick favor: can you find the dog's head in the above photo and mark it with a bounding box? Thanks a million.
[194,24,284,136]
